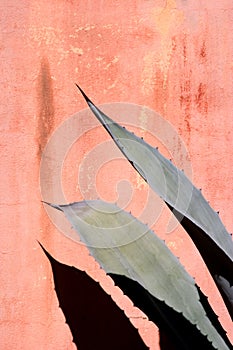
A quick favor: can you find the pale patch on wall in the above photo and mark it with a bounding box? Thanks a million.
[153,0,184,38]
[142,0,185,95]
[141,51,157,96]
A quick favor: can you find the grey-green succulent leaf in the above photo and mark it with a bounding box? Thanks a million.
[76,85,233,319]
[46,199,230,350]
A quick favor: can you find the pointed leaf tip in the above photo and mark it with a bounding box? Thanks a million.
[75,84,92,104]
[42,201,62,212]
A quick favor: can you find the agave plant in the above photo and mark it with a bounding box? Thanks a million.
[41,86,233,350]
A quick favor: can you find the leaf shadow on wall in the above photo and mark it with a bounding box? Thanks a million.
[39,243,232,350]
[39,243,148,350]
[110,273,232,350]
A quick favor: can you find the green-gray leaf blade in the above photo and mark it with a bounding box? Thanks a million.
[76,87,233,319]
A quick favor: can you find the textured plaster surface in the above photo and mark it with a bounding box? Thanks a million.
[1,0,232,349]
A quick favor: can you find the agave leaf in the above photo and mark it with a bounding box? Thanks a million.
[45,200,231,350]
[76,85,233,319]
[38,242,148,350]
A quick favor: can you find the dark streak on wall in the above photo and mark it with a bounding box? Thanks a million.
[36,57,55,157]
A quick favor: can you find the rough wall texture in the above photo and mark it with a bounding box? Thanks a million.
[1,0,232,349]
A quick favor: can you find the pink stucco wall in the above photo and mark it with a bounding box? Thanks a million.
[1,1,232,348]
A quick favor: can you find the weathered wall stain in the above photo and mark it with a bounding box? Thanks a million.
[36,57,54,157]
[180,76,192,120]
[182,34,188,65]
[195,82,208,115]
[200,40,207,60]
